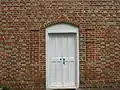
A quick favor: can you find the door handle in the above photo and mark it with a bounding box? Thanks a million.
[63,58,65,64]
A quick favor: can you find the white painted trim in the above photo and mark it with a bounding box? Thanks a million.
[47,29,78,33]
[46,27,48,89]
[47,24,78,33]
[76,28,79,89]
[46,23,79,89]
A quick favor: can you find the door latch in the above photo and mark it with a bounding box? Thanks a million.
[63,58,65,64]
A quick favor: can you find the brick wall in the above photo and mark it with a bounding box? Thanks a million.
[0,0,120,90]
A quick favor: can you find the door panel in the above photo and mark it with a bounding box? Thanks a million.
[48,33,76,87]
[62,34,76,86]
[49,34,63,86]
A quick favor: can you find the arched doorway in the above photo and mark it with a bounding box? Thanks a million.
[46,23,79,90]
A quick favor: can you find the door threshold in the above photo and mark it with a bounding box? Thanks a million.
[54,89,76,90]
[46,89,81,90]
[47,87,77,90]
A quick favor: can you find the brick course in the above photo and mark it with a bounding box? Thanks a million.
[0,0,120,90]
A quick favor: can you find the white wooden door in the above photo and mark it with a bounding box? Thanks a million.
[62,34,76,87]
[48,33,76,88]
[48,34,63,87]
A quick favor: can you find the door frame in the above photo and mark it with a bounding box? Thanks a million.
[46,23,79,89]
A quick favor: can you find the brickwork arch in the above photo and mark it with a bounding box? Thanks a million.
[43,14,81,29]
[45,21,79,28]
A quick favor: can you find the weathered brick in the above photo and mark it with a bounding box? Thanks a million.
[0,0,120,90]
